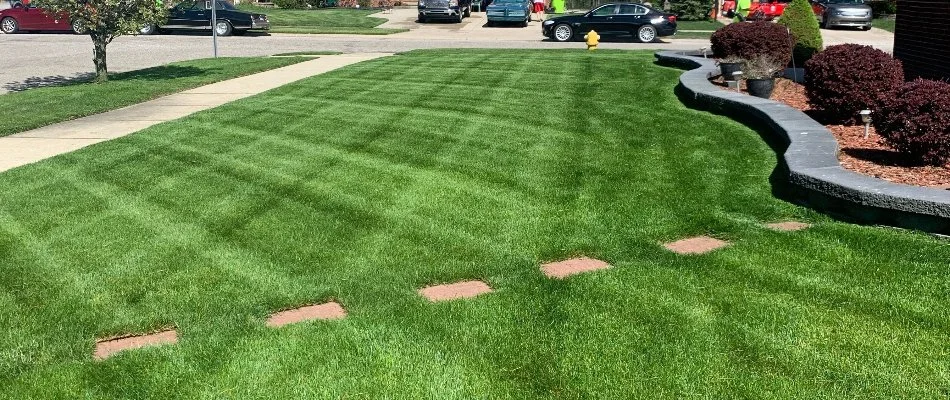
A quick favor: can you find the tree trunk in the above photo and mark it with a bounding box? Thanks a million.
[91,33,109,83]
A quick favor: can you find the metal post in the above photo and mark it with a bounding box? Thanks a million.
[210,0,218,58]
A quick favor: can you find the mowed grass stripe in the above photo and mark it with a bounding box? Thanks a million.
[1,49,949,398]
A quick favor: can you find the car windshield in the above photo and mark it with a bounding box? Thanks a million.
[493,0,522,4]
[214,0,236,10]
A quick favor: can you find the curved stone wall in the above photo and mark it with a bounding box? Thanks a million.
[655,51,950,235]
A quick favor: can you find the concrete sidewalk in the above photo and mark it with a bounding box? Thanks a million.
[0,52,392,173]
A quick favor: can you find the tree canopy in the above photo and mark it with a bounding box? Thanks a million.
[36,0,168,82]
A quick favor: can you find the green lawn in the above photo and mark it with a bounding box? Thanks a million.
[0,57,305,138]
[238,5,407,34]
[1,49,948,398]
[671,20,723,40]
[872,17,895,32]
[676,19,725,31]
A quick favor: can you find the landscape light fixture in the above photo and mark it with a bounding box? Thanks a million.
[732,71,743,92]
[860,109,872,139]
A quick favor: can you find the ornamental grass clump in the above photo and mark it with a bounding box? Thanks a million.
[778,0,823,65]
[710,21,794,66]
[872,79,950,166]
[804,44,903,124]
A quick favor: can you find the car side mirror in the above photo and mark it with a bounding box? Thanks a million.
[205,0,212,9]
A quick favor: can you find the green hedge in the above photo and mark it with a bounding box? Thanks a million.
[778,0,822,66]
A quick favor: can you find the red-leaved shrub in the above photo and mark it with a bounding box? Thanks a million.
[803,43,903,124]
[710,21,794,66]
[872,79,950,166]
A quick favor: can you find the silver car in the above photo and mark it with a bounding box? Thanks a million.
[813,0,872,30]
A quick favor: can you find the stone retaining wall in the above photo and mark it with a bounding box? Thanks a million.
[655,50,950,235]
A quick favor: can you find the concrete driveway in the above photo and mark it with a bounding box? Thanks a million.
[0,8,891,93]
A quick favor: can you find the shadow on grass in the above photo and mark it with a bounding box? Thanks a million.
[3,66,209,92]
[111,65,208,82]
[2,73,95,92]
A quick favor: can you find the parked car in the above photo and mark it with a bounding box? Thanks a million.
[0,5,80,34]
[418,0,472,23]
[542,2,676,42]
[748,0,791,20]
[486,0,531,27]
[0,0,24,11]
[811,0,871,29]
[139,0,269,36]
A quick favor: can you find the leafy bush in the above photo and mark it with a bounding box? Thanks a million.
[669,0,711,21]
[337,0,358,7]
[274,0,311,8]
[778,0,822,65]
[710,21,794,66]
[869,0,896,17]
[872,79,950,165]
[804,44,903,124]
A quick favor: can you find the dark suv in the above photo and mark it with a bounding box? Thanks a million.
[418,0,472,23]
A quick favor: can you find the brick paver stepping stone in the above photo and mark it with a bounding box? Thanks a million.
[418,280,493,302]
[266,302,347,328]
[663,236,730,255]
[765,221,812,231]
[541,257,611,279]
[94,329,178,361]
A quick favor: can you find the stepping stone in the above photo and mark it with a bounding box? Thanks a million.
[541,257,611,279]
[418,280,492,302]
[765,221,812,231]
[94,329,178,361]
[663,236,729,255]
[266,302,347,328]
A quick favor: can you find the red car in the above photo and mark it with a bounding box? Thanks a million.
[749,0,791,20]
[0,5,80,34]
[721,0,790,20]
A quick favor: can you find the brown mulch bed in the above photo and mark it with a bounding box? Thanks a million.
[712,76,950,188]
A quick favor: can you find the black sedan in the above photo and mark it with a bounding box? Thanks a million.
[542,3,676,42]
[140,0,269,36]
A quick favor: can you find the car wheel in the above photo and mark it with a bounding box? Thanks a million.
[0,17,18,34]
[636,24,657,43]
[521,17,528,27]
[861,25,871,31]
[214,20,233,36]
[464,6,471,17]
[455,12,463,23]
[553,23,573,42]
[138,24,158,35]
[71,20,87,34]
[819,14,827,28]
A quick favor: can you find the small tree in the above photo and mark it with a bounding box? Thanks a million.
[778,0,822,66]
[35,0,167,82]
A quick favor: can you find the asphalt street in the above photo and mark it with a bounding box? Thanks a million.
[0,9,894,93]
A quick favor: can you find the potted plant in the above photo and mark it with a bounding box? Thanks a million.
[742,55,783,98]
[718,55,744,82]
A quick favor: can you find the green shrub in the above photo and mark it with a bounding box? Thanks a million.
[669,0,712,21]
[273,0,312,8]
[869,0,896,17]
[778,0,822,66]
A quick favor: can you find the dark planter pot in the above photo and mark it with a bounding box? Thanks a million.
[720,62,742,81]
[747,78,775,98]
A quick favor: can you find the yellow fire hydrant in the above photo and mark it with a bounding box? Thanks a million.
[584,30,600,51]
